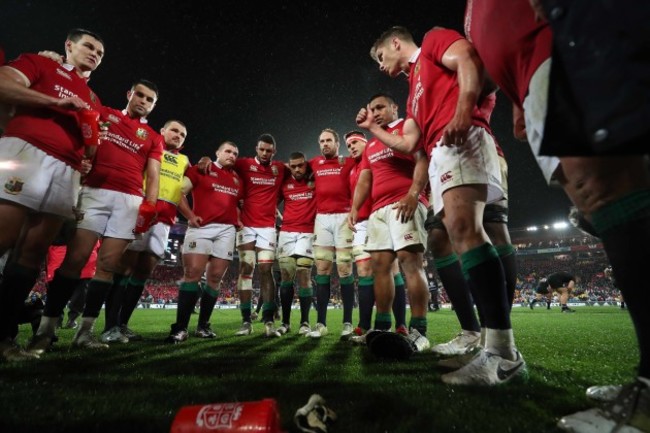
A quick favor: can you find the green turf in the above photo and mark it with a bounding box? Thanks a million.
[0,306,638,433]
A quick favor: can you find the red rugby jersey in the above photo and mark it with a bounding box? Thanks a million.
[3,54,102,170]
[234,157,286,228]
[83,107,163,195]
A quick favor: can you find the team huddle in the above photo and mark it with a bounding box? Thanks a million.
[1,1,649,431]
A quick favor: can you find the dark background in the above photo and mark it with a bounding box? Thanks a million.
[1,0,571,228]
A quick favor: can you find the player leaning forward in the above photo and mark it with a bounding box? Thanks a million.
[361,26,525,385]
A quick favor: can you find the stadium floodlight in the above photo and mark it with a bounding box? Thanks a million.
[553,222,569,230]
[526,226,538,232]
[543,225,549,230]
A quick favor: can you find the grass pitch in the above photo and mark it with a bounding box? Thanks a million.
[0,306,637,433]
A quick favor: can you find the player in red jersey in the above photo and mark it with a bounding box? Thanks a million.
[466,1,650,428]
[28,79,163,353]
[342,131,375,340]
[350,93,431,358]
[307,128,356,339]
[0,29,104,361]
[427,93,519,364]
[165,141,243,343]
[358,26,524,384]
[228,134,287,337]
[344,128,411,341]
[276,151,317,336]
[100,120,190,343]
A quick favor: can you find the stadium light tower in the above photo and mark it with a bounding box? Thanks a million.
[553,222,569,230]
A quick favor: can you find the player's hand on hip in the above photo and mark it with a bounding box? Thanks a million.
[393,195,417,223]
[347,211,358,233]
[441,114,471,147]
[189,215,203,228]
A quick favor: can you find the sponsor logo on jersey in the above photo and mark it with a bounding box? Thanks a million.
[440,171,453,184]
[164,153,178,165]
[287,183,295,190]
[56,68,72,80]
[250,165,258,172]
[135,128,149,140]
[271,165,278,176]
[108,114,121,124]
[4,177,24,195]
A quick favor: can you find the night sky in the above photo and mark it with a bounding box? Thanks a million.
[2,0,571,228]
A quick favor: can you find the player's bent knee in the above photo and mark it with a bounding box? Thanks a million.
[335,248,352,264]
[352,245,371,262]
[296,256,314,270]
[336,261,353,278]
[257,249,275,264]
[239,250,256,275]
[314,247,334,262]
[278,256,296,275]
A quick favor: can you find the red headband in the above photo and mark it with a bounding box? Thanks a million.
[345,135,367,146]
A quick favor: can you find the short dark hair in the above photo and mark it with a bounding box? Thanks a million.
[289,151,306,161]
[368,92,396,105]
[371,26,413,61]
[132,79,160,99]
[320,128,340,143]
[258,133,276,147]
[67,28,104,46]
[218,140,238,151]
[163,119,186,129]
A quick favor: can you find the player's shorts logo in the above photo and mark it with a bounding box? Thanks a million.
[164,153,177,165]
[4,177,24,195]
[440,171,453,184]
[404,233,414,241]
[188,241,196,249]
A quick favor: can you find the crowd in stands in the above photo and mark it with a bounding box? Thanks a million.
[23,237,622,308]
[513,254,620,304]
